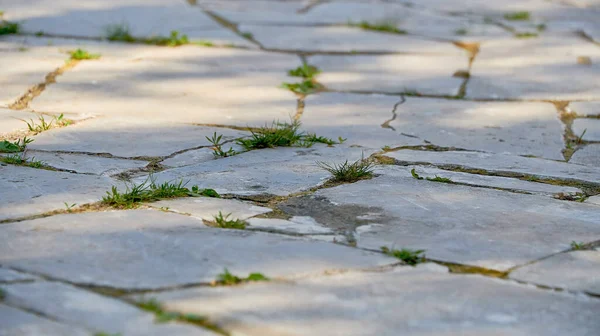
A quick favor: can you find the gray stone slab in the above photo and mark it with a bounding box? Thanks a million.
[0,164,120,221]
[241,25,465,54]
[384,149,600,186]
[21,150,148,176]
[313,165,600,271]
[248,217,333,234]
[572,118,600,141]
[161,144,246,168]
[389,98,564,160]
[0,304,89,336]
[3,281,215,336]
[510,251,600,295]
[0,268,38,282]
[144,145,376,196]
[570,145,600,167]
[30,46,301,126]
[0,210,396,289]
[132,265,600,336]
[150,197,272,221]
[569,101,600,117]
[28,117,247,158]
[467,36,600,100]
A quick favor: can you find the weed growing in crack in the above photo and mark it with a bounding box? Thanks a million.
[576,128,587,144]
[455,28,468,35]
[288,64,321,80]
[536,23,546,32]
[515,32,538,39]
[411,168,454,183]
[318,155,374,183]
[64,202,77,212]
[194,40,214,47]
[105,23,135,42]
[216,268,269,286]
[504,11,530,21]
[0,137,33,153]
[69,48,101,60]
[213,211,247,229]
[348,20,406,34]
[206,132,236,157]
[0,20,18,35]
[281,80,322,95]
[571,241,585,250]
[22,114,71,134]
[138,298,210,325]
[0,153,46,168]
[236,120,340,150]
[381,246,425,266]
[146,30,189,47]
[241,32,253,39]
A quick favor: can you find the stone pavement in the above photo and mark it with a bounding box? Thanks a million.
[1,0,599,335]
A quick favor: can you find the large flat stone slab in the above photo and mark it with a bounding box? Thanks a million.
[3,281,215,335]
[0,304,89,336]
[28,118,247,158]
[132,265,600,336]
[510,251,600,295]
[467,36,600,100]
[0,165,120,221]
[150,197,272,221]
[30,47,301,126]
[384,149,600,186]
[145,145,376,196]
[0,210,396,289]
[312,165,600,271]
[309,54,468,95]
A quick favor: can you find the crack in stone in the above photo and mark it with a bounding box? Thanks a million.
[203,10,264,48]
[380,96,405,131]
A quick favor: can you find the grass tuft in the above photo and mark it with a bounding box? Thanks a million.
[318,155,374,183]
[22,113,71,134]
[146,30,189,47]
[504,11,530,21]
[349,20,406,34]
[0,20,18,35]
[213,211,247,229]
[281,80,322,94]
[288,64,321,80]
[454,28,468,36]
[515,32,538,39]
[105,23,135,42]
[138,298,209,325]
[570,241,585,250]
[0,137,33,153]
[69,48,101,60]
[1,153,46,168]
[216,268,269,286]
[381,246,425,266]
[411,168,454,183]
[236,120,340,150]
[206,132,236,157]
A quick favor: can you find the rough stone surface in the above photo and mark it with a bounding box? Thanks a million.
[569,101,600,117]
[150,197,272,221]
[247,217,333,234]
[570,145,600,167]
[132,266,600,336]
[3,281,215,335]
[572,118,600,141]
[510,251,600,295]
[0,164,120,221]
[0,268,38,282]
[0,210,396,289]
[0,304,89,336]
[310,54,468,95]
[21,150,148,175]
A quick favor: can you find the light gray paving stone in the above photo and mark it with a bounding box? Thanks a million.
[0,108,37,138]
[302,93,423,149]
[310,54,468,95]
[399,165,582,196]
[389,0,566,14]
[572,118,600,141]
[130,265,600,336]
[0,164,121,221]
[247,217,333,234]
[570,145,600,166]
[30,46,301,126]
[586,195,600,205]
[144,145,376,196]
[313,165,600,271]
[467,36,600,100]
[241,25,466,54]
[0,268,38,282]
[161,144,246,168]
[28,117,247,158]
[510,251,600,295]
[0,210,397,289]
[3,281,216,336]
[21,150,148,175]
[0,304,89,336]
[150,197,272,221]
[389,98,564,160]
[569,101,600,117]
[383,149,600,186]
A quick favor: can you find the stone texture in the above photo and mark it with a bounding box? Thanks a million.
[569,101,600,117]
[3,281,215,335]
[0,210,396,289]
[0,304,89,336]
[0,268,38,282]
[384,149,600,186]
[0,164,120,221]
[28,118,247,158]
[310,54,468,95]
[587,195,600,205]
[30,47,301,126]
[145,145,376,197]
[467,36,600,100]
[150,197,272,221]
[248,217,333,234]
[570,145,600,166]
[313,165,600,271]
[132,265,600,336]
[572,118,600,141]
[510,251,600,295]
[22,150,148,175]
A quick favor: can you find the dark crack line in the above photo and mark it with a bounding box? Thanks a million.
[380,96,405,131]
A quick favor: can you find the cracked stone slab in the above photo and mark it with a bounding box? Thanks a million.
[248,217,333,234]
[309,54,467,95]
[30,46,301,126]
[130,265,600,336]
[313,165,600,271]
[241,25,465,54]
[2,0,252,47]
[467,36,600,100]
[161,144,246,168]
[570,145,600,167]
[2,281,216,336]
[28,117,247,158]
[389,98,564,160]
[383,149,600,186]
[0,304,89,336]
[0,210,396,289]
[0,108,38,138]
[400,165,582,196]
[302,93,423,149]
[569,101,600,117]
[572,118,600,141]
[0,268,39,282]
[0,164,120,222]
[150,197,272,221]
[510,251,600,295]
[21,150,148,176]
[144,145,376,197]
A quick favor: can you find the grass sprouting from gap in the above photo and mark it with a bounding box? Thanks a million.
[317,155,374,183]
[137,298,211,325]
[570,241,585,250]
[216,268,269,286]
[455,28,468,36]
[105,24,190,47]
[515,32,538,39]
[105,23,136,42]
[0,137,33,153]
[504,11,530,21]
[0,20,18,35]
[235,120,342,151]
[348,20,406,34]
[145,30,189,47]
[22,114,72,134]
[1,153,46,168]
[381,246,425,266]
[69,48,101,60]
[411,168,454,183]
[206,132,236,157]
[213,211,247,229]
[288,64,321,80]
[281,80,322,94]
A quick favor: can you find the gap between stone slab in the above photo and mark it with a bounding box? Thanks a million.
[202,10,264,48]
[380,96,406,131]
